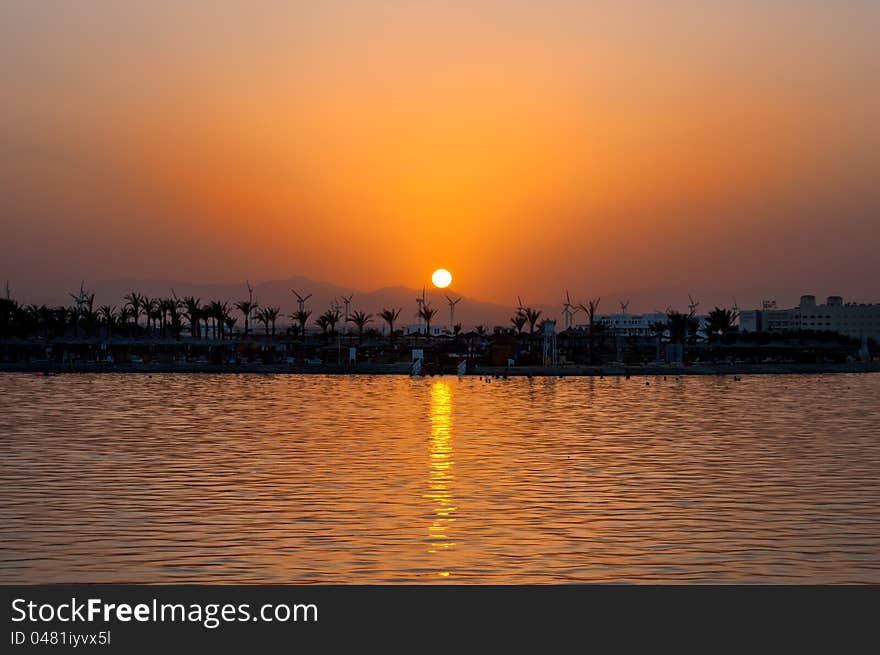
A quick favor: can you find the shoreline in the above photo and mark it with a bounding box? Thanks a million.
[1,362,877,376]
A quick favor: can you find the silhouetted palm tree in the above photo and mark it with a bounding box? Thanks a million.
[666,311,690,344]
[511,313,527,334]
[140,297,156,334]
[578,298,601,364]
[704,307,739,341]
[294,309,312,339]
[255,308,271,335]
[264,306,280,336]
[524,308,542,335]
[99,305,116,338]
[123,292,142,329]
[379,307,401,339]
[347,310,372,342]
[234,299,259,337]
[182,297,202,339]
[207,301,224,339]
[219,302,232,339]
[649,320,667,361]
[167,299,183,340]
[419,304,438,337]
[315,313,332,337]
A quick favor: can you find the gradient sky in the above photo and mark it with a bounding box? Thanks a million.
[1,1,878,307]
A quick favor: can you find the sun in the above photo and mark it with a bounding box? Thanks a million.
[431,268,452,289]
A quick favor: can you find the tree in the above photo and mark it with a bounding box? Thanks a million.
[522,307,542,335]
[264,306,280,336]
[666,311,690,345]
[295,309,312,339]
[511,313,527,334]
[649,320,667,361]
[118,306,132,337]
[99,305,116,338]
[182,297,202,339]
[207,301,226,339]
[419,304,438,337]
[255,308,271,335]
[141,297,157,334]
[219,302,233,339]
[379,307,402,339]
[347,310,373,342]
[167,299,183,340]
[315,313,332,335]
[578,298,602,365]
[704,307,739,341]
[234,299,259,337]
[123,292,142,329]
[475,325,488,336]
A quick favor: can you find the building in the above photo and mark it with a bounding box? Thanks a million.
[403,324,446,337]
[582,312,705,337]
[740,295,880,341]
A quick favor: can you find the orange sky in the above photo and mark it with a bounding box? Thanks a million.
[1,1,878,306]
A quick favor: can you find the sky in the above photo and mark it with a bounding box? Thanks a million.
[1,1,879,309]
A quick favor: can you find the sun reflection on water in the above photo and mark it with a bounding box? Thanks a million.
[426,381,456,577]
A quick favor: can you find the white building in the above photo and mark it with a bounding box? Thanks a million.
[403,324,446,337]
[740,295,880,340]
[578,312,673,337]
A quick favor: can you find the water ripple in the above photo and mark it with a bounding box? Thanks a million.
[1,373,879,583]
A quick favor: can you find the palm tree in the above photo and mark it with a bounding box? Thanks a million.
[419,304,438,337]
[159,298,177,337]
[167,299,183,340]
[225,315,237,336]
[704,307,739,341]
[219,302,232,339]
[234,299,259,337]
[522,307,542,335]
[294,309,312,339]
[255,308,271,335]
[123,292,142,329]
[347,310,372,342]
[315,313,331,336]
[207,301,223,339]
[666,311,690,344]
[182,297,202,339]
[578,298,602,364]
[379,308,401,339]
[148,299,162,336]
[80,293,98,337]
[510,313,527,334]
[140,297,156,334]
[118,305,132,336]
[264,306,280,336]
[649,320,667,361]
[99,305,116,338]
[475,325,488,336]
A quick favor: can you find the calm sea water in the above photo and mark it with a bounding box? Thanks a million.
[1,373,878,584]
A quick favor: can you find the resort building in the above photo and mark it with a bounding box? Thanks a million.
[740,295,880,340]
[403,324,446,337]
[580,312,678,337]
